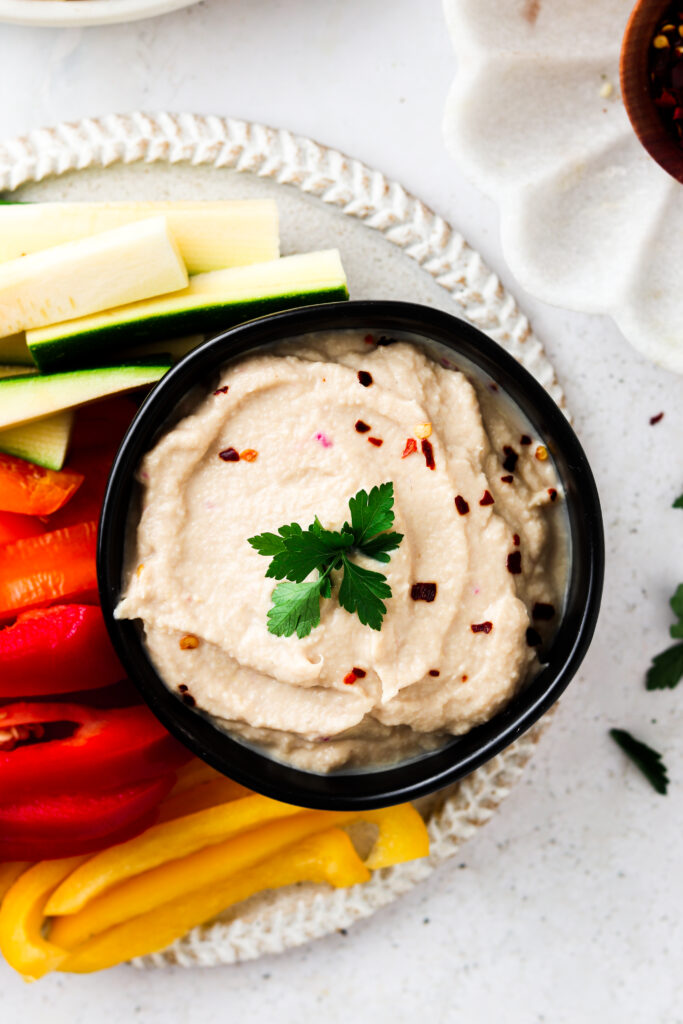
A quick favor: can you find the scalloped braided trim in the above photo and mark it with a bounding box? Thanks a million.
[0,112,565,968]
[0,112,563,406]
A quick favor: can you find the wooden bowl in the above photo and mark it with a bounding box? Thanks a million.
[620,0,683,183]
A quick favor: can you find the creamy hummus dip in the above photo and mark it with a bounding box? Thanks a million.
[117,331,566,771]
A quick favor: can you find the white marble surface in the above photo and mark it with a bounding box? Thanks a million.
[0,2,681,1021]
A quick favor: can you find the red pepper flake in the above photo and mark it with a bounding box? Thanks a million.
[506,551,522,574]
[182,693,197,707]
[358,370,373,387]
[178,684,189,693]
[421,438,435,470]
[513,534,520,547]
[502,446,519,472]
[218,447,240,462]
[213,385,229,396]
[428,669,440,677]
[548,488,558,502]
[479,490,494,506]
[240,449,258,462]
[532,602,556,621]
[655,88,677,107]
[363,334,375,345]
[461,674,468,682]
[368,436,384,447]
[355,420,371,433]
[402,438,418,458]
[501,475,514,484]
[488,382,499,392]
[471,621,493,634]
[179,634,199,650]
[526,627,542,647]
[343,671,357,686]
[411,582,437,602]
[352,667,366,678]
[454,495,470,515]
[649,411,665,425]
[520,434,532,446]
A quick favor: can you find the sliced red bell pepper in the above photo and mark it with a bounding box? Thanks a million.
[0,453,84,516]
[68,396,138,454]
[0,605,125,698]
[0,703,191,803]
[0,520,98,620]
[0,775,174,842]
[0,511,46,545]
[0,807,160,863]
[47,398,138,531]
[46,453,111,531]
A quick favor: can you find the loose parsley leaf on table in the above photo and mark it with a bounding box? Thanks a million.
[646,584,683,690]
[609,729,669,795]
[248,482,403,638]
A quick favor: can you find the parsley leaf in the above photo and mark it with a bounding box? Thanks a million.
[338,555,392,630]
[266,579,325,639]
[646,644,683,690]
[670,583,683,638]
[346,482,397,547]
[646,583,683,689]
[610,729,669,794]
[673,494,683,509]
[359,531,404,564]
[248,482,404,637]
[266,529,352,583]
[248,522,303,558]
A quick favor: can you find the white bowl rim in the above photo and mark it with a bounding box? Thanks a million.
[0,0,201,28]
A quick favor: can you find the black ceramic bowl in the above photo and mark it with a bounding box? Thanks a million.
[98,301,604,810]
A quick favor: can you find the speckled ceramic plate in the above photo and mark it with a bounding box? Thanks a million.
[443,0,683,375]
[0,0,201,28]
[0,113,565,968]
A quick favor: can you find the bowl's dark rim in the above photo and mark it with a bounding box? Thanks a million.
[98,300,604,811]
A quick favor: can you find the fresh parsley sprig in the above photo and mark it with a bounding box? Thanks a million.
[644,496,683,691]
[611,491,682,793]
[248,482,403,638]
[646,583,683,690]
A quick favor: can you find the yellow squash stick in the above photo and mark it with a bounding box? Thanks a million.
[59,829,370,974]
[49,803,427,950]
[46,793,304,917]
[0,862,30,905]
[0,857,86,980]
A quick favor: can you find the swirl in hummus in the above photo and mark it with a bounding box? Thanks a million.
[117,331,566,771]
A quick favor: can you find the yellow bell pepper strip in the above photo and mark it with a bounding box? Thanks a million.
[49,803,427,950]
[58,829,369,974]
[51,812,339,948]
[156,777,250,823]
[0,862,30,904]
[0,856,86,980]
[361,802,429,870]
[45,793,304,916]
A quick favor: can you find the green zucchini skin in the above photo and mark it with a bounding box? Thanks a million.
[28,286,349,373]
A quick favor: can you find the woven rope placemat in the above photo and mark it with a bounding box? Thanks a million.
[0,113,564,968]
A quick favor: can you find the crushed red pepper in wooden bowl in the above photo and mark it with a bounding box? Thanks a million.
[650,7,683,144]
